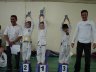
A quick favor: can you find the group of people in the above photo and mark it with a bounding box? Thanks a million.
[0,11,47,72]
[0,9,96,72]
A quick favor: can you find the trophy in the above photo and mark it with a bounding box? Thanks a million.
[63,15,70,24]
[39,7,45,22]
[26,11,32,19]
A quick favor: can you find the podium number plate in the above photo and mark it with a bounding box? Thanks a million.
[62,65,68,72]
[23,64,29,72]
[40,65,46,72]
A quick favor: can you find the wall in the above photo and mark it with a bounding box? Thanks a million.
[0,2,96,54]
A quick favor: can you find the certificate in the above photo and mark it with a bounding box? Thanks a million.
[11,45,20,55]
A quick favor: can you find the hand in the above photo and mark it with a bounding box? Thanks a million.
[71,43,74,48]
[7,41,12,47]
[8,41,15,47]
[93,43,96,49]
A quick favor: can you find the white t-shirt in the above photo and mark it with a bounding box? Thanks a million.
[4,24,22,46]
[0,52,7,67]
[72,20,96,43]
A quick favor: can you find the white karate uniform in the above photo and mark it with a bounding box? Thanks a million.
[22,27,33,61]
[59,24,71,64]
[37,22,47,64]
[0,52,7,67]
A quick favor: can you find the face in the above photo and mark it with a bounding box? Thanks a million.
[63,28,69,35]
[81,12,88,21]
[39,23,45,29]
[63,28,68,32]
[10,17,17,26]
[25,21,31,28]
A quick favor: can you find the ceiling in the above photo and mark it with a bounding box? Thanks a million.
[0,0,96,4]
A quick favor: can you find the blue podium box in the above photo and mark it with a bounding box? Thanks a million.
[36,64,48,72]
[58,63,68,72]
[20,62,31,72]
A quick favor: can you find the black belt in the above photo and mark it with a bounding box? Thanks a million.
[37,45,46,46]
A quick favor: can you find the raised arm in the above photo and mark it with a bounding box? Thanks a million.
[25,11,34,31]
[39,7,47,31]
[62,15,71,33]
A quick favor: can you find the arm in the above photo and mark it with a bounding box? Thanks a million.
[91,21,96,43]
[31,21,34,32]
[91,21,96,48]
[4,33,17,46]
[71,24,79,48]
[63,15,71,33]
[13,36,22,44]
[3,26,11,46]
[12,27,22,44]
[3,35,10,44]
[44,19,47,32]
[68,21,71,34]
[13,26,22,44]
[4,53,7,66]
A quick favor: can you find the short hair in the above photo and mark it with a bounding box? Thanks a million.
[40,21,44,24]
[81,10,88,14]
[25,21,31,27]
[11,15,17,20]
[40,14,44,17]
[62,24,69,30]
[26,21,31,24]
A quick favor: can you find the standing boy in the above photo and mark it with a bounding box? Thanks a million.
[37,14,47,64]
[59,21,71,64]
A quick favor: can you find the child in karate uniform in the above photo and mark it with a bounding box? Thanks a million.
[37,14,47,64]
[59,18,71,64]
[22,17,34,63]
